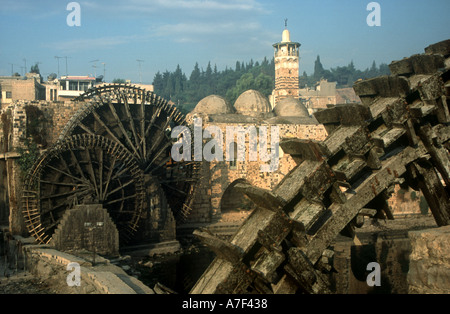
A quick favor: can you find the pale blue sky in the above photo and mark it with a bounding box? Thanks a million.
[1,0,449,83]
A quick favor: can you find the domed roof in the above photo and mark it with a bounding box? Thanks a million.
[274,97,309,117]
[192,95,234,115]
[234,90,271,116]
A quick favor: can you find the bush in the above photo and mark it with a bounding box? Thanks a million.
[17,140,40,178]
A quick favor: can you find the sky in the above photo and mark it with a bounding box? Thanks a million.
[0,0,449,84]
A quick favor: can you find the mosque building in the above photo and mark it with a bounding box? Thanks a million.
[184,25,354,223]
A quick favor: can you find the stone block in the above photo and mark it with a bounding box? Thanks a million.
[425,39,450,57]
[407,226,450,294]
[51,204,119,256]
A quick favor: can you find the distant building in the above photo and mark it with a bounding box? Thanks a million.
[1,71,155,105]
[57,75,97,99]
[184,26,362,222]
[299,79,338,115]
[185,90,328,222]
[270,27,301,107]
[0,73,46,107]
[270,27,360,114]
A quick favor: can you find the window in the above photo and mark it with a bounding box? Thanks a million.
[69,81,78,91]
[79,82,90,91]
[50,89,57,101]
[229,142,238,169]
[5,91,12,99]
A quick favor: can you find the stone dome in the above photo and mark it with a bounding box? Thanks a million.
[192,95,234,115]
[273,96,309,117]
[234,90,271,116]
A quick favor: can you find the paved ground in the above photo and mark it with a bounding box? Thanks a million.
[0,270,53,294]
[0,213,438,294]
[0,248,59,294]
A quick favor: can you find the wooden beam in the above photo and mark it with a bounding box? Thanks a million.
[409,160,450,226]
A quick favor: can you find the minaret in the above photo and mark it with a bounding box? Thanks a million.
[272,21,301,107]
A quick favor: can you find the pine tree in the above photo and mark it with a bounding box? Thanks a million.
[314,55,325,81]
[235,61,241,72]
[153,71,164,92]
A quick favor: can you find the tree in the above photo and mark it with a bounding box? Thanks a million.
[173,64,185,95]
[379,63,391,76]
[30,63,40,75]
[152,71,164,92]
[17,140,40,179]
[112,78,126,83]
[254,73,273,96]
[189,63,201,88]
[162,70,173,100]
[369,61,377,77]
[205,62,213,94]
[225,72,273,105]
[226,73,255,104]
[314,55,325,81]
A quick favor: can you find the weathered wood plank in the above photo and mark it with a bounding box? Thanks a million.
[409,161,450,226]
[305,145,426,264]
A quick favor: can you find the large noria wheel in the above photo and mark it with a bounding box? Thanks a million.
[23,134,146,244]
[23,84,199,245]
[63,84,199,221]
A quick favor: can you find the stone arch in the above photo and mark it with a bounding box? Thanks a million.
[220,179,256,214]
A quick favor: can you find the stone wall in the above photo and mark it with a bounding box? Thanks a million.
[35,100,82,144]
[51,204,119,256]
[187,121,329,220]
[0,100,82,150]
[185,161,213,223]
[11,79,45,101]
[0,160,8,226]
[0,100,82,236]
[407,226,450,294]
[11,103,27,148]
[332,237,411,294]
[185,115,430,223]
[6,159,26,235]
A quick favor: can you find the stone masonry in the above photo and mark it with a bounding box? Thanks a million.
[51,204,119,256]
[407,226,450,294]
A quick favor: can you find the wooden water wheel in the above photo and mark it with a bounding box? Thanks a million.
[23,85,199,244]
[23,134,146,244]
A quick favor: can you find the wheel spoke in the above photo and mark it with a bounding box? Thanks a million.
[122,95,142,157]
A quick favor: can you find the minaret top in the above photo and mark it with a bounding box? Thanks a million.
[282,18,290,42]
[282,29,291,43]
[273,20,300,48]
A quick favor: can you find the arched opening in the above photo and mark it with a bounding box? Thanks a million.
[220,179,257,222]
